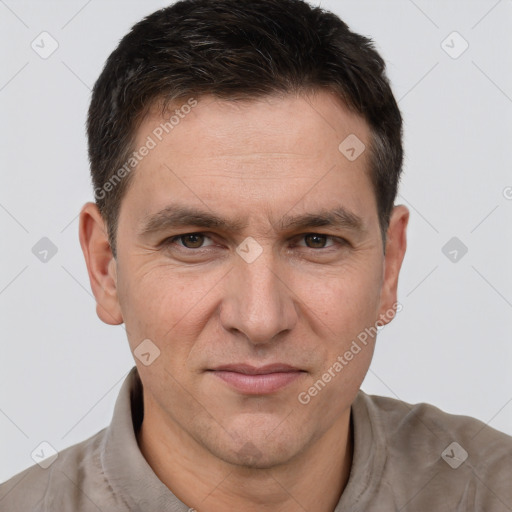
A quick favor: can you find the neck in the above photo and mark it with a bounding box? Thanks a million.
[137,392,353,512]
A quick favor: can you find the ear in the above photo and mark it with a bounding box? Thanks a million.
[79,202,123,325]
[377,205,409,326]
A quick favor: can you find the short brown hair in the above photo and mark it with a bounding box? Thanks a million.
[87,0,403,257]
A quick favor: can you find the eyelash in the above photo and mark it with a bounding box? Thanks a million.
[161,232,347,252]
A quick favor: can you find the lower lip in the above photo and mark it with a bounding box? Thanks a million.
[210,370,303,394]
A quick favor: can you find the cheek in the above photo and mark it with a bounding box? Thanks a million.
[311,258,383,333]
[117,261,224,352]
[296,267,381,423]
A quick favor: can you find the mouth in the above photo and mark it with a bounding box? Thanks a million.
[207,364,306,395]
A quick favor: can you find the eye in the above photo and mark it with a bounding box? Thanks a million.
[164,233,215,249]
[297,233,338,249]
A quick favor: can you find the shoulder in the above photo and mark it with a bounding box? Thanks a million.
[0,428,122,512]
[361,391,512,455]
[355,391,512,510]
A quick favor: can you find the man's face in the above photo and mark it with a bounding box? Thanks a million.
[93,91,406,468]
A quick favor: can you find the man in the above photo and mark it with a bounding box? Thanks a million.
[1,0,511,510]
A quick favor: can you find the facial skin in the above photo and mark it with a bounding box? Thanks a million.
[79,91,408,512]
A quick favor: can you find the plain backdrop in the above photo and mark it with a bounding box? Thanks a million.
[1,0,511,483]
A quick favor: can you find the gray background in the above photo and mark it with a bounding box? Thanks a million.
[1,0,511,482]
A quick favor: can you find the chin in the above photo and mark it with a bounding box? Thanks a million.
[224,445,291,470]
[206,430,306,470]
[190,408,314,470]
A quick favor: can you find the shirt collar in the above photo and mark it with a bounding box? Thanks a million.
[101,366,190,512]
[334,389,387,510]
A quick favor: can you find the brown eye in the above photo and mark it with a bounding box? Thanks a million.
[161,232,216,253]
[303,234,330,249]
[179,233,206,248]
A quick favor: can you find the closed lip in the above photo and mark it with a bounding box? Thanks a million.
[208,364,303,375]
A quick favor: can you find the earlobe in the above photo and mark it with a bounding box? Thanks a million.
[378,205,409,326]
[78,202,124,325]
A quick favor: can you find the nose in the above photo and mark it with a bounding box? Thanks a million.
[219,248,298,345]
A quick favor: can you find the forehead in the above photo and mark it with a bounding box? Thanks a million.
[120,91,377,231]
[139,91,369,160]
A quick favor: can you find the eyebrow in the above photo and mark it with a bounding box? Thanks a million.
[138,204,365,237]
